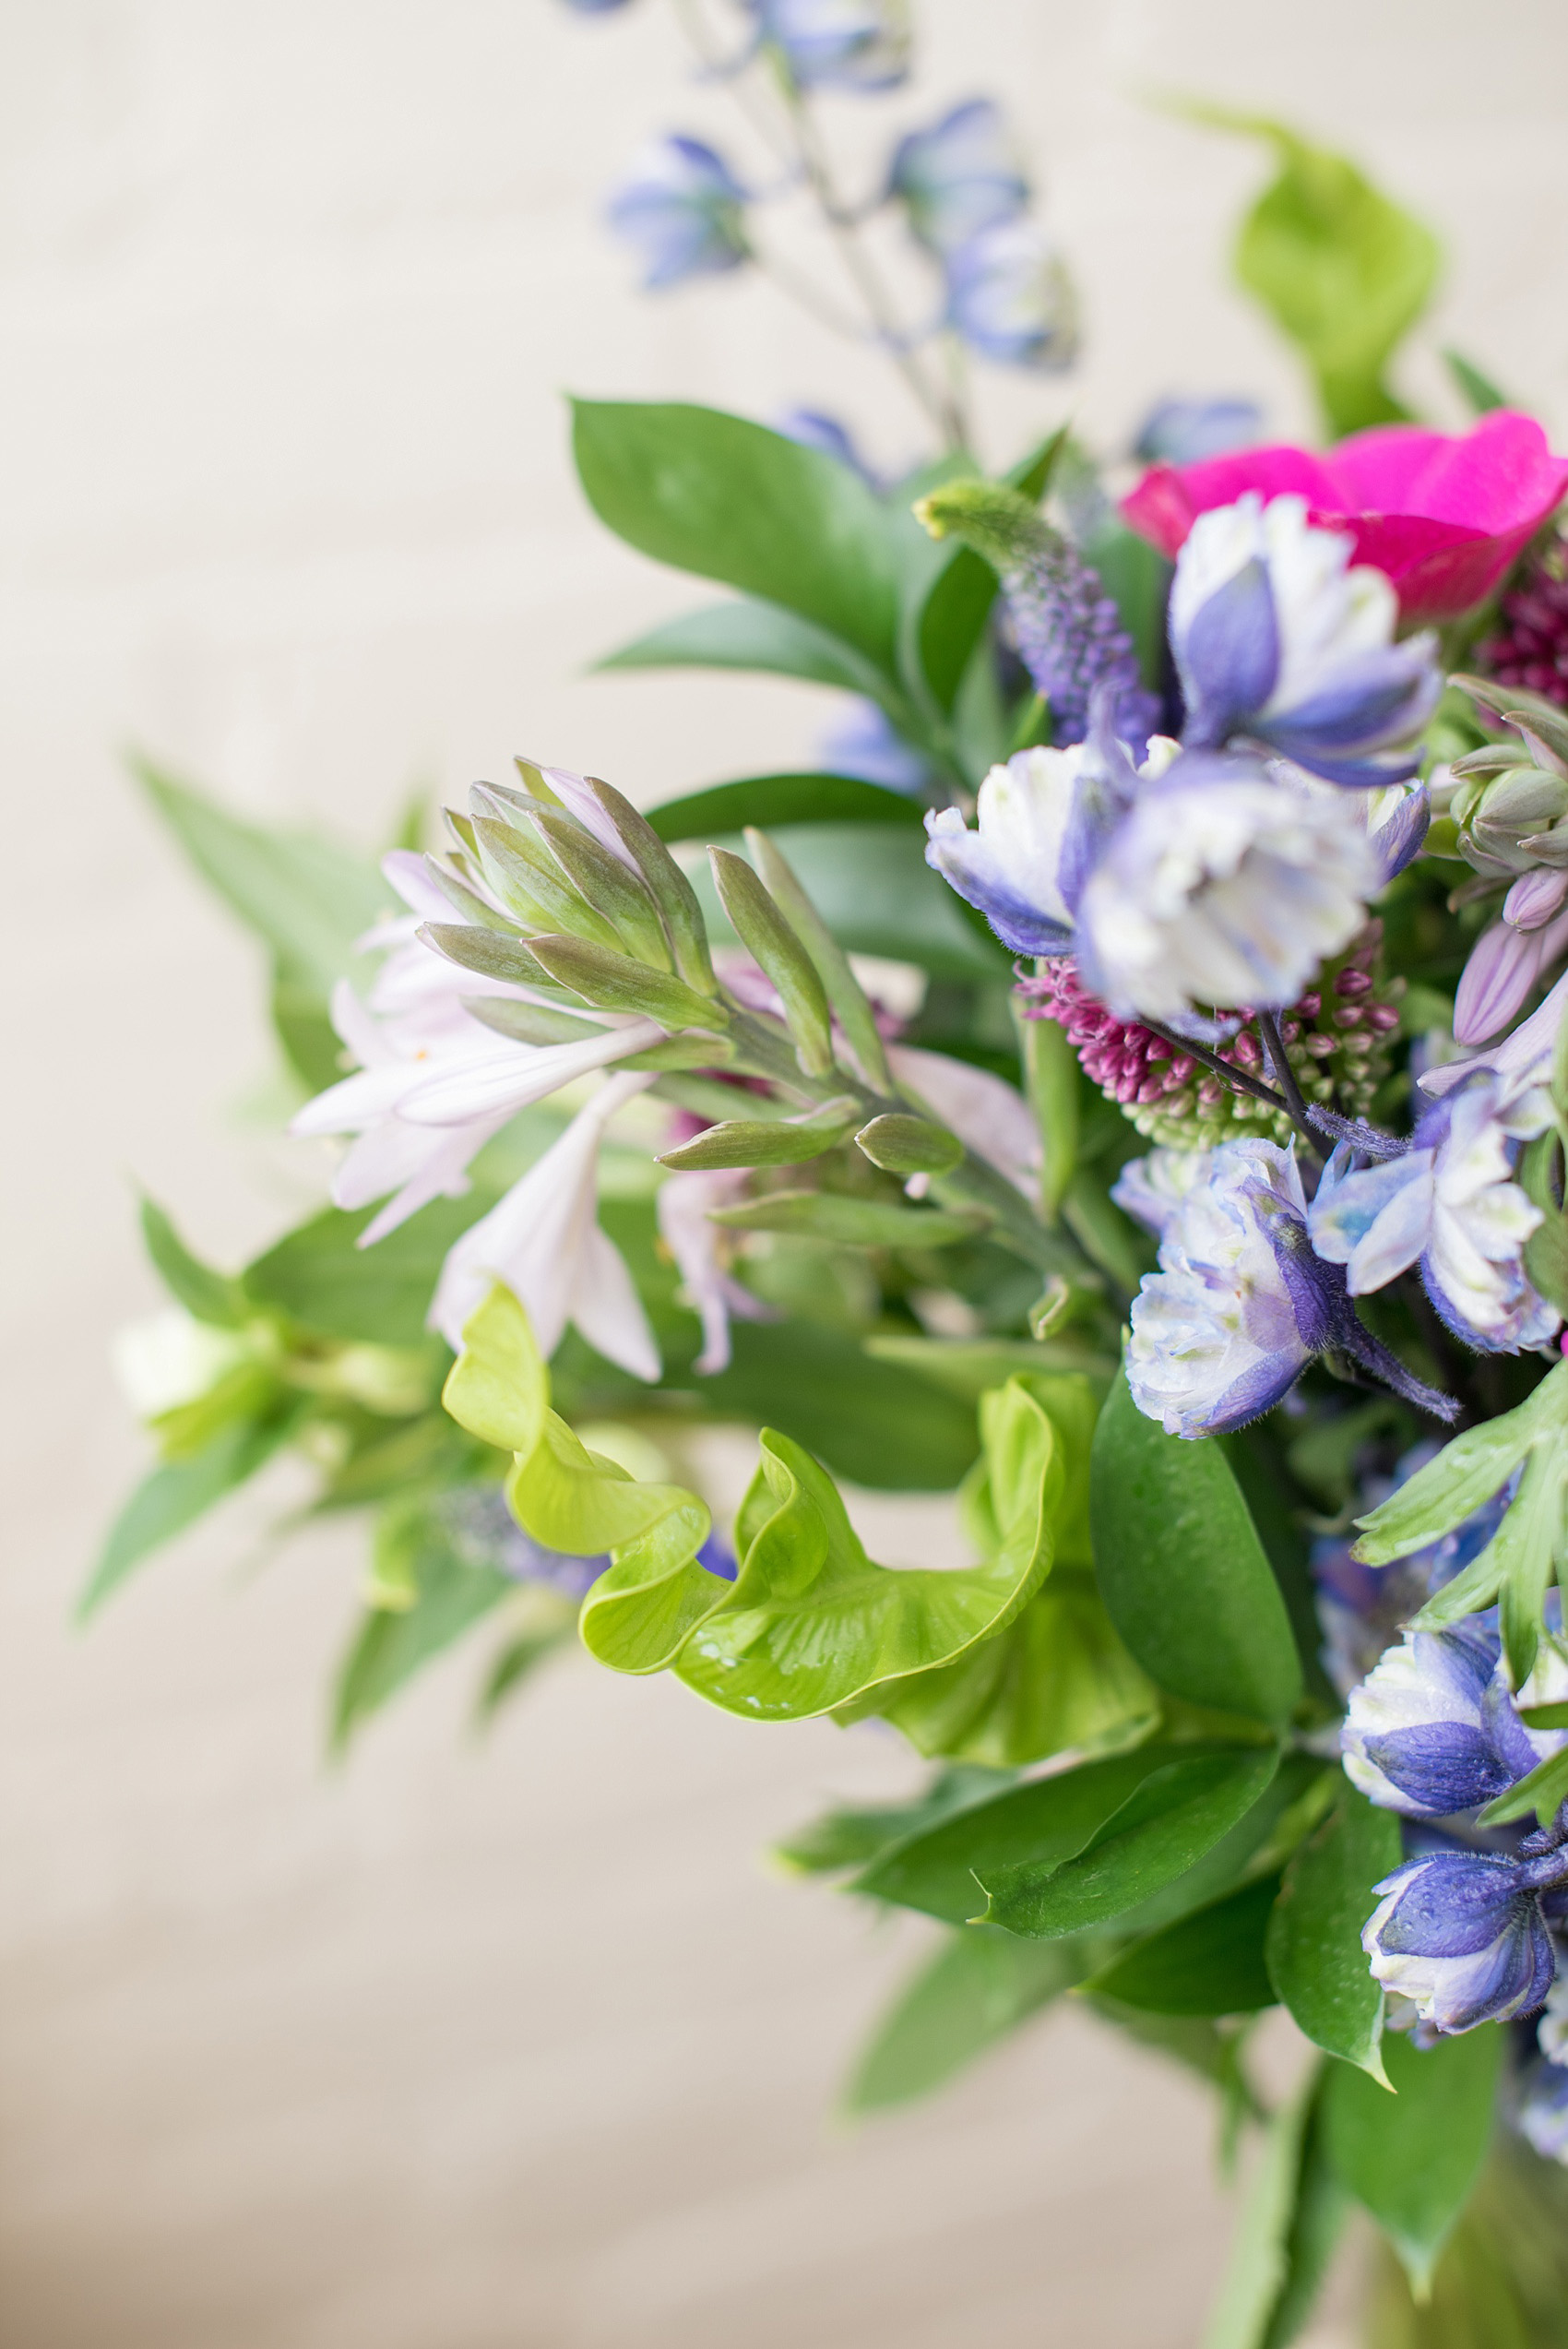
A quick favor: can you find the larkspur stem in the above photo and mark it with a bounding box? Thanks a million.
[1135,1018,1291,1120]
[1257,1010,1324,1163]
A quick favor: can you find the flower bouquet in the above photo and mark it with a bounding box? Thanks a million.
[100,7,1568,2342]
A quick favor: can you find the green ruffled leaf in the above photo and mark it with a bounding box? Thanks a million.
[1265,1784,1401,2081]
[1323,2025,1501,2298]
[978,1747,1280,1940]
[1187,110,1441,437]
[675,1401,1053,1721]
[1087,1873,1279,2017]
[572,399,902,671]
[1090,1371,1303,1727]
[843,1926,1087,2115]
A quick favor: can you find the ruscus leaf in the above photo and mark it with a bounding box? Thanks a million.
[1322,2025,1501,2297]
[1265,1785,1401,2080]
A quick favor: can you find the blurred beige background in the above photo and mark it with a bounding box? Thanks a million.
[6,4,1568,2343]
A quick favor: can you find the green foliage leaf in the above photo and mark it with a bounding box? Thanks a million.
[1090,1371,1303,1726]
[843,1927,1087,2114]
[1087,1873,1279,2017]
[646,774,925,843]
[1266,1785,1401,2080]
[1081,519,1173,694]
[699,1319,980,1492]
[1322,2025,1502,2296]
[571,399,901,670]
[597,598,892,699]
[139,1197,250,1328]
[333,1489,513,1747]
[979,1747,1280,1940]
[675,1404,1054,1721]
[774,1767,1012,1877]
[1192,111,1441,436]
[853,1741,1225,1926]
[1353,1374,1555,1564]
[245,1196,493,1348]
[136,759,389,1089]
[1521,1132,1568,1315]
[1202,2069,1344,2349]
[82,1410,301,1616]
[1475,1736,1568,1830]
[707,1189,981,1247]
[1443,349,1509,417]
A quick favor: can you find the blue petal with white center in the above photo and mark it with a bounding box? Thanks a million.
[1364,1846,1559,2033]
[889,99,1028,254]
[606,137,751,292]
[1343,1625,1542,1817]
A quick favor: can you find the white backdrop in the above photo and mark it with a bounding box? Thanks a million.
[6,4,1568,2343]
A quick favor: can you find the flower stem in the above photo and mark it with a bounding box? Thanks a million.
[1137,1019,1291,1120]
[1257,1010,1324,1162]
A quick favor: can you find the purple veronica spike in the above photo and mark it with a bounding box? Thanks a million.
[1169,494,1441,788]
[1003,541,1160,751]
[1364,1845,1559,2033]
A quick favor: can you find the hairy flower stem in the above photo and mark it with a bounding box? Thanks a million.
[1257,1010,1324,1163]
[1136,1017,1292,1122]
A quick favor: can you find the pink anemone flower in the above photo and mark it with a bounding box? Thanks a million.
[1122,411,1568,626]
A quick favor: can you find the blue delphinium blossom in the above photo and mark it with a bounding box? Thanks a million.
[1517,2053,1568,2162]
[1363,1836,1562,2034]
[1343,1623,1546,1817]
[944,221,1077,371]
[819,698,933,794]
[1170,493,1442,787]
[774,406,885,488]
[560,0,636,12]
[439,1486,735,1595]
[1308,1077,1561,1354]
[889,99,1028,254]
[744,0,909,89]
[606,137,751,291]
[1134,398,1263,467]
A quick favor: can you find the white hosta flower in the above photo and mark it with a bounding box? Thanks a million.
[656,1167,774,1376]
[357,850,520,1045]
[1075,752,1380,1025]
[430,1071,660,1377]
[291,980,661,1246]
[1124,1139,1317,1437]
[1421,964,1568,1136]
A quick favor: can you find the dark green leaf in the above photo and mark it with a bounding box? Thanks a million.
[1087,1873,1279,2016]
[597,597,891,699]
[1090,1371,1303,1726]
[571,399,901,669]
[708,1189,981,1247]
[139,1197,249,1328]
[1322,2025,1501,2295]
[774,1767,1013,1877]
[917,548,999,713]
[244,1196,493,1347]
[82,1411,300,1617]
[645,772,925,843]
[844,1928,1087,2114]
[1522,1133,1568,1315]
[853,1741,1215,1925]
[1266,1785,1401,2078]
[1476,1736,1568,1829]
[979,1747,1280,1939]
[332,1491,514,1747]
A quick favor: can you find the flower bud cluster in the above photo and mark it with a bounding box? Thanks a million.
[1018,924,1401,1147]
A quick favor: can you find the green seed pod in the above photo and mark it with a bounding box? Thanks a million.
[853,1114,964,1177]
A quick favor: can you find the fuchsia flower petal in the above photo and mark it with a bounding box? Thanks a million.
[1122,411,1568,625]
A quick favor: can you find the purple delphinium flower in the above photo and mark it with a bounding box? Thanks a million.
[1308,1077,1561,1355]
[744,0,909,89]
[436,1487,735,1596]
[1343,1624,1545,1818]
[1170,494,1441,788]
[944,220,1077,373]
[1363,1837,1562,2033]
[888,99,1028,255]
[819,698,933,794]
[1134,399,1263,468]
[606,137,750,292]
[775,408,884,489]
[1516,2054,1568,2162]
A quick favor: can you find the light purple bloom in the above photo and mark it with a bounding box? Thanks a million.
[745,0,909,89]
[606,137,750,292]
[1124,1139,1321,1437]
[1517,2056,1568,2162]
[819,699,932,793]
[1309,1079,1559,1353]
[1421,965,1568,1132]
[1363,1846,1559,2033]
[889,100,1028,255]
[1454,904,1568,1045]
[944,220,1077,371]
[656,1166,775,1377]
[1170,495,1441,788]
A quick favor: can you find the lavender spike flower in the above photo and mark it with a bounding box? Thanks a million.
[915,478,1158,746]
